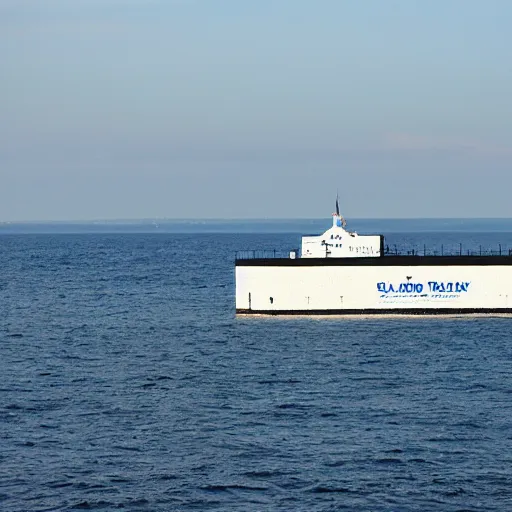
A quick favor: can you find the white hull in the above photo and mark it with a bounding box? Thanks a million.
[235,258,512,315]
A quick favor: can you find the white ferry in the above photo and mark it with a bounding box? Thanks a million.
[235,200,512,315]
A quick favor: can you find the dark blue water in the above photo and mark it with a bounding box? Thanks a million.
[2,223,512,511]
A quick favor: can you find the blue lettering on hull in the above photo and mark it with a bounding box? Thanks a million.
[377,281,471,300]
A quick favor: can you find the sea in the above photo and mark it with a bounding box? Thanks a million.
[1,218,512,512]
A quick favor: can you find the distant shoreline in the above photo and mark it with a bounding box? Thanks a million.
[2,217,512,225]
[2,218,512,235]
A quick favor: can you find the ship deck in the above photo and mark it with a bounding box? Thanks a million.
[235,253,512,266]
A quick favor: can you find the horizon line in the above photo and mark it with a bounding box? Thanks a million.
[3,216,512,225]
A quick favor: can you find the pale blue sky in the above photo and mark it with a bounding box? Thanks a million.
[1,0,511,220]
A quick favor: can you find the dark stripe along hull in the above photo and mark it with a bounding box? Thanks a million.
[236,255,512,267]
[236,308,512,316]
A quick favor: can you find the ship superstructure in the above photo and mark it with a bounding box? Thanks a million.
[301,198,382,259]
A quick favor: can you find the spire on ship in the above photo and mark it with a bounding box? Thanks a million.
[333,193,347,228]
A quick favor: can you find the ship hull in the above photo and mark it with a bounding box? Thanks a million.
[235,256,512,315]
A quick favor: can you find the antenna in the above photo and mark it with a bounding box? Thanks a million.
[335,191,347,228]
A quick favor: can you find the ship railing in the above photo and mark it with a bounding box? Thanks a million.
[384,245,512,257]
[236,249,299,260]
[237,246,512,260]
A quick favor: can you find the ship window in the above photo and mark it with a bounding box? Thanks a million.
[331,235,333,239]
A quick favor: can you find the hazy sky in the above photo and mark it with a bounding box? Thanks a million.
[2,0,512,220]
